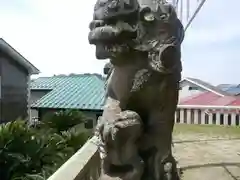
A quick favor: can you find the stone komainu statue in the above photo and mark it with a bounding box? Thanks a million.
[89,0,184,179]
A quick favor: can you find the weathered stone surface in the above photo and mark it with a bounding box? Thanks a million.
[182,167,233,180]
[173,137,240,180]
[88,0,184,179]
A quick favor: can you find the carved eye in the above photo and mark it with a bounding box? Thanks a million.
[107,0,119,10]
[99,0,109,6]
[144,12,155,22]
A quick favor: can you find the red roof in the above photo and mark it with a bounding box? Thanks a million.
[179,92,240,106]
[228,98,240,106]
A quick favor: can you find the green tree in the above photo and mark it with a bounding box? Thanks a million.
[41,110,86,132]
[0,120,74,180]
[0,111,89,180]
[61,125,90,152]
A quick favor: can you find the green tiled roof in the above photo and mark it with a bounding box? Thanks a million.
[31,74,106,110]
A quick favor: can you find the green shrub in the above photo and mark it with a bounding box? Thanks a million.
[1,120,71,179]
[61,125,90,152]
[0,117,89,180]
[41,109,86,132]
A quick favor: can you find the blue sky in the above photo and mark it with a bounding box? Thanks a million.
[0,0,239,85]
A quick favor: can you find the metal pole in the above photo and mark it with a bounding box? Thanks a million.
[186,0,190,21]
[184,0,207,31]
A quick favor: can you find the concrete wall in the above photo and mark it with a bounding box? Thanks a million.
[0,52,29,123]
[30,90,51,119]
[84,111,102,127]
[179,80,206,100]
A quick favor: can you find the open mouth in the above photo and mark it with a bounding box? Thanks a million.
[88,22,138,44]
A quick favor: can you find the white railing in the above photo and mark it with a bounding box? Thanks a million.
[47,137,100,180]
[176,105,240,126]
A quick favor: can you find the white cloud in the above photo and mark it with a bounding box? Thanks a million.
[181,0,240,84]
[1,0,240,84]
[183,0,240,45]
[184,26,240,45]
[0,0,107,77]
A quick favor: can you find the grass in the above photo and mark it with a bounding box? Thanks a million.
[173,124,240,137]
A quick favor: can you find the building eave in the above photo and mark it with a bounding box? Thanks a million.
[0,38,40,75]
[181,77,226,97]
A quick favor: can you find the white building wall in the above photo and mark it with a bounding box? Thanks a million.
[179,80,207,100]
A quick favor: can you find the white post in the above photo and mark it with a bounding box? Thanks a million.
[193,109,199,124]
[201,110,205,124]
[186,109,191,124]
[231,113,236,126]
[208,113,213,125]
[179,108,184,124]
[174,111,177,123]
[216,112,221,125]
[27,75,31,121]
[175,110,180,123]
[223,113,228,125]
